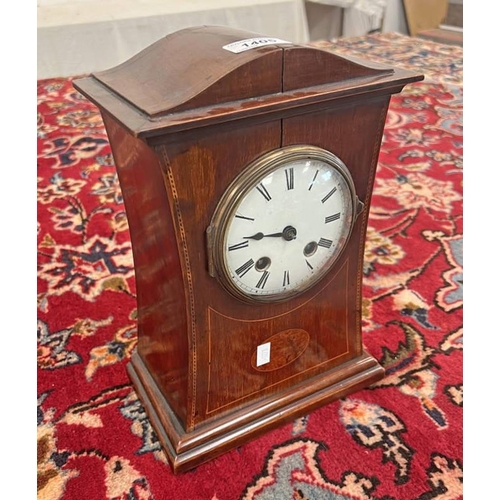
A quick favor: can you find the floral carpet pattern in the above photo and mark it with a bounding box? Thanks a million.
[37,33,463,499]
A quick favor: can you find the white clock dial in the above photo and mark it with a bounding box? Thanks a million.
[210,146,358,302]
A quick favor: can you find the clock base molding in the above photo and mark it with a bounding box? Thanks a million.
[127,350,384,474]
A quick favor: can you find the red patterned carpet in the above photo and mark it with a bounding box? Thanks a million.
[37,33,463,499]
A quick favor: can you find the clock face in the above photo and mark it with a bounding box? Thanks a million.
[209,146,358,303]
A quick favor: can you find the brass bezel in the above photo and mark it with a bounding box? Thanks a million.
[207,145,359,303]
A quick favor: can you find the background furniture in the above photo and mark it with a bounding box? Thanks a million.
[305,0,392,40]
[403,0,449,35]
[403,0,463,46]
[37,0,310,79]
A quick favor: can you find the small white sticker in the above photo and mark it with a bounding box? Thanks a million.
[256,342,271,367]
[223,37,291,54]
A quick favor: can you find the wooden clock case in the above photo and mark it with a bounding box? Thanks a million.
[73,26,423,473]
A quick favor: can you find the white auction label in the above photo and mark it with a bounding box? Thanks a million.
[256,342,271,367]
[223,37,291,54]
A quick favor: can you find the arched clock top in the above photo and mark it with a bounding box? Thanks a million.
[74,25,422,138]
[91,25,286,117]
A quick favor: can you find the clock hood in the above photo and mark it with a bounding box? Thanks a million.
[73,25,423,139]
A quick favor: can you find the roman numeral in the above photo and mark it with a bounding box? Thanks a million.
[308,170,319,191]
[318,238,333,249]
[256,270,270,289]
[306,259,314,270]
[325,213,341,224]
[235,258,254,277]
[228,241,249,251]
[285,168,294,190]
[283,270,290,286]
[235,214,255,221]
[256,183,271,201]
[321,186,337,203]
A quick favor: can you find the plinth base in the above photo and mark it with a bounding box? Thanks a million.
[127,350,384,473]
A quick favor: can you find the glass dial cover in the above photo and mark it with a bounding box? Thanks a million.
[209,145,359,303]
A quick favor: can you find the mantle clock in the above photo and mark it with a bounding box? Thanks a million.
[74,26,423,473]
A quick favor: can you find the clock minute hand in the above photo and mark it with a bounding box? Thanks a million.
[243,232,282,240]
[243,226,297,241]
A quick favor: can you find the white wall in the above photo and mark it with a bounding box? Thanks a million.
[37,0,413,79]
[37,0,310,79]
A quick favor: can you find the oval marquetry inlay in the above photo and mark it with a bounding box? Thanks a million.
[251,329,310,372]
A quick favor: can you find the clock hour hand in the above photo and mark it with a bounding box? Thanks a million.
[243,232,265,240]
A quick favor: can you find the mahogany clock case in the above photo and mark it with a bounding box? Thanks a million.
[73,26,423,473]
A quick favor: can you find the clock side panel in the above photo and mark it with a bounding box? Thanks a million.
[157,120,284,427]
[101,113,190,426]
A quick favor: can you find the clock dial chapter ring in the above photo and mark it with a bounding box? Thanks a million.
[208,145,360,303]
